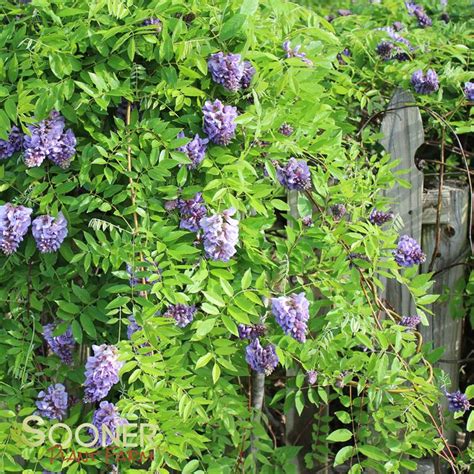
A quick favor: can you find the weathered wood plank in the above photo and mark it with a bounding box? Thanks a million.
[380,88,425,316]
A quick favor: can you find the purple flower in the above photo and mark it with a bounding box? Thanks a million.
[23,111,76,168]
[282,41,313,66]
[127,315,142,339]
[43,323,75,365]
[302,216,313,227]
[411,69,439,95]
[446,390,470,413]
[337,9,352,16]
[90,401,128,447]
[208,52,245,92]
[84,345,123,403]
[348,252,370,268]
[276,158,311,191]
[177,132,208,169]
[376,41,395,60]
[143,17,162,33]
[330,204,346,221]
[31,212,68,253]
[36,384,68,420]
[393,21,404,32]
[0,203,32,255]
[271,293,310,343]
[177,193,207,232]
[440,12,450,23]
[405,3,432,27]
[307,370,318,385]
[337,48,351,65]
[393,235,426,267]
[126,264,139,287]
[0,126,23,160]
[377,27,413,50]
[245,338,279,375]
[369,209,394,226]
[164,303,196,328]
[279,123,294,136]
[202,99,238,146]
[238,324,266,340]
[200,208,239,262]
[464,82,474,101]
[399,315,421,330]
[241,61,256,89]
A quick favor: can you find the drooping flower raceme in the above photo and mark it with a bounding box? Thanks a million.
[164,303,196,328]
[0,126,23,160]
[446,391,470,413]
[142,17,162,33]
[0,203,32,255]
[200,208,239,262]
[376,41,395,60]
[241,61,256,89]
[208,52,244,91]
[238,324,266,340]
[369,209,394,226]
[276,158,311,191]
[271,293,310,343]
[307,370,318,385]
[177,132,208,169]
[43,323,75,365]
[177,193,207,232]
[279,123,294,136]
[282,41,313,66]
[23,111,76,168]
[84,345,123,403]
[35,383,68,420]
[464,82,474,101]
[406,3,432,27]
[245,338,279,375]
[90,401,128,447]
[31,212,68,253]
[393,235,426,267]
[202,99,238,146]
[330,204,347,221]
[399,315,421,330]
[411,69,439,94]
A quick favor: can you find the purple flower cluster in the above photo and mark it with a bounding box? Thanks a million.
[90,401,128,447]
[31,212,68,253]
[43,323,75,365]
[208,52,255,91]
[464,82,474,101]
[36,383,68,420]
[393,235,426,267]
[377,26,413,50]
[84,345,123,403]
[126,264,139,287]
[393,21,404,32]
[337,48,351,65]
[177,132,208,169]
[143,17,162,33]
[238,324,266,340]
[127,315,142,339]
[399,315,421,330]
[369,208,394,226]
[164,303,196,328]
[245,338,279,375]
[279,123,294,136]
[0,203,32,255]
[276,158,311,191]
[348,252,370,268]
[282,41,313,66]
[202,100,238,146]
[24,111,76,168]
[307,370,318,385]
[376,41,395,60]
[271,293,310,343]
[177,193,207,232]
[302,216,313,227]
[406,3,432,27]
[200,208,239,262]
[0,126,23,160]
[446,390,470,413]
[411,69,439,95]
[330,204,346,221]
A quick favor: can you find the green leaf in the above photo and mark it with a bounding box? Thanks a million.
[334,446,354,467]
[241,268,252,290]
[240,0,259,15]
[220,14,246,41]
[467,411,474,432]
[80,313,97,338]
[71,320,83,343]
[212,363,221,384]
[327,429,352,442]
[195,353,213,369]
[182,460,199,474]
[358,445,387,461]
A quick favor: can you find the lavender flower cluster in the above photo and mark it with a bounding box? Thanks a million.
[238,323,266,340]
[271,293,310,343]
[393,235,426,267]
[0,126,23,160]
[90,401,128,446]
[405,2,432,28]
[399,315,421,330]
[177,132,208,169]
[127,315,142,339]
[84,345,123,403]
[0,203,32,255]
[279,123,294,136]
[446,390,470,413]
[177,193,207,232]
[36,383,68,420]
[142,17,162,33]
[202,99,238,146]
[411,69,439,94]
[23,111,76,168]
[465,82,474,101]
[200,208,239,262]
[337,48,351,65]
[306,370,318,385]
[276,158,311,191]
[32,212,68,253]
[208,52,255,92]
[245,338,279,375]
[282,41,313,66]
[330,204,346,221]
[369,208,394,226]
[44,323,75,365]
[164,303,196,328]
